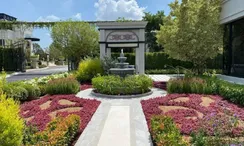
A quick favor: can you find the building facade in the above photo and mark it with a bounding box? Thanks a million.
[0,13,33,47]
[221,0,244,77]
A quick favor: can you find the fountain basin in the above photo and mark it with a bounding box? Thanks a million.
[110,68,135,77]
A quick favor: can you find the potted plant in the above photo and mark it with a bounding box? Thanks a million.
[30,55,39,69]
[30,55,39,62]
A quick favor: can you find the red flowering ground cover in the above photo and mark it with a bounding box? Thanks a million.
[80,83,92,91]
[153,81,167,90]
[21,95,100,134]
[141,94,244,136]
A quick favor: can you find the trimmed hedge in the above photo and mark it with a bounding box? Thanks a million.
[112,52,222,70]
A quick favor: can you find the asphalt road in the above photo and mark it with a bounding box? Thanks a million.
[7,66,68,82]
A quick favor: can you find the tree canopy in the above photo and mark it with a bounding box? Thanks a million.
[143,11,165,52]
[51,21,99,68]
[157,0,223,73]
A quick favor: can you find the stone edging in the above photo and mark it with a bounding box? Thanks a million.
[91,90,153,99]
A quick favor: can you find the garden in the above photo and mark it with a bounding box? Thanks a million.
[142,75,244,145]
[1,0,241,145]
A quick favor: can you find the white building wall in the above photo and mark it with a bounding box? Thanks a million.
[220,0,244,24]
[0,27,33,40]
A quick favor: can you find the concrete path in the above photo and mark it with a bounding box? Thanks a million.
[75,88,167,146]
[148,74,184,82]
[217,74,244,85]
[7,66,68,82]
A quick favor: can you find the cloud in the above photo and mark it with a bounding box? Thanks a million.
[94,0,146,20]
[45,33,51,37]
[72,13,82,20]
[36,15,61,22]
[36,13,82,22]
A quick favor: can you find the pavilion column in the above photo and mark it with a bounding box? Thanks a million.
[136,43,145,74]
[100,44,106,60]
[99,29,106,60]
[29,40,33,55]
[106,48,111,58]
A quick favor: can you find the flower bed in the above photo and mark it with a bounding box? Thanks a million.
[153,81,167,90]
[21,95,100,135]
[80,83,92,91]
[141,94,244,138]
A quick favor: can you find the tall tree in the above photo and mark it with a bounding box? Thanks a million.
[143,11,165,52]
[157,0,222,73]
[33,43,46,60]
[51,21,99,69]
[48,43,63,61]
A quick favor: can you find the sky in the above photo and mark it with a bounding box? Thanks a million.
[1,0,173,49]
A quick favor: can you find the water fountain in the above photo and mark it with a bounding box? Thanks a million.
[110,49,135,77]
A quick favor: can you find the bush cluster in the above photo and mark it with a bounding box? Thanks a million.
[0,93,24,146]
[3,82,41,101]
[24,115,80,146]
[45,76,80,95]
[150,115,187,146]
[206,77,244,105]
[76,57,104,82]
[112,52,222,70]
[167,76,244,106]
[92,75,153,95]
[167,77,214,94]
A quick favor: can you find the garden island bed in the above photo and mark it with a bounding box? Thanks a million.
[141,94,244,144]
[91,75,153,98]
[21,94,100,144]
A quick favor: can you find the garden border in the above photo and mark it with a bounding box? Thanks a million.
[91,90,153,99]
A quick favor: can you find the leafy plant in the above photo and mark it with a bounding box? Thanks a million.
[76,57,104,82]
[45,76,80,95]
[150,115,187,146]
[167,77,214,94]
[24,115,80,146]
[101,56,118,75]
[0,93,24,146]
[191,112,242,146]
[92,75,153,95]
[22,83,41,100]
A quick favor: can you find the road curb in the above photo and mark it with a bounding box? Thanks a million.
[6,72,21,78]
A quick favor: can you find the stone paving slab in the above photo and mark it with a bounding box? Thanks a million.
[75,88,166,146]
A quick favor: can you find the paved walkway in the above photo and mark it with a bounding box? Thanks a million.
[7,66,68,82]
[75,88,167,146]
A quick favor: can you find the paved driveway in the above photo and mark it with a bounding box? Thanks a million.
[7,66,68,82]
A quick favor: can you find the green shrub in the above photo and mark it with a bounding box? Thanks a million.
[92,75,153,95]
[38,84,46,96]
[101,56,118,74]
[3,84,28,101]
[167,77,214,94]
[22,84,41,100]
[150,115,187,146]
[0,93,24,146]
[45,77,80,95]
[76,57,104,82]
